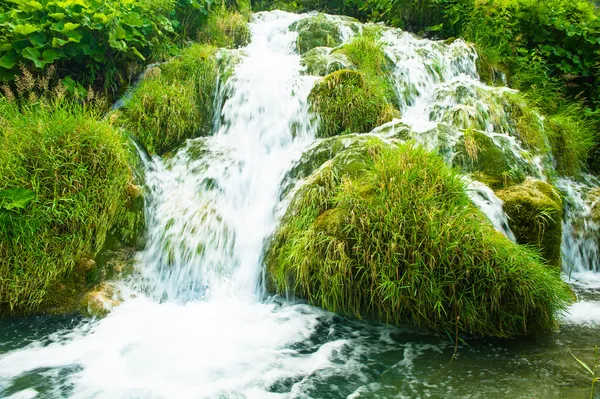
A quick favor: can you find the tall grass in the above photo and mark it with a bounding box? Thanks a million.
[267,140,572,337]
[0,71,141,314]
[117,44,219,155]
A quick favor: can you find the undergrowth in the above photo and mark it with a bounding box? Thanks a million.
[0,69,141,314]
[117,44,219,155]
[267,140,572,337]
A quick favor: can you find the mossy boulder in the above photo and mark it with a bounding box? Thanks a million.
[301,47,351,76]
[453,129,529,189]
[588,188,600,223]
[118,44,219,155]
[497,179,563,268]
[309,69,400,138]
[291,14,343,54]
[82,282,123,318]
[267,139,572,338]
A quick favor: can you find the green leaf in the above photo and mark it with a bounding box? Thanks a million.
[570,350,595,376]
[122,12,143,27]
[65,30,83,43]
[52,37,68,47]
[21,47,45,68]
[12,23,41,36]
[131,46,145,61]
[25,1,43,10]
[0,52,18,69]
[0,188,35,211]
[49,13,66,20]
[61,22,80,33]
[114,25,126,40]
[28,31,47,48]
[42,48,62,62]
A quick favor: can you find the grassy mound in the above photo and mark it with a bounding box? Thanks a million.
[0,96,142,314]
[309,69,399,138]
[267,139,571,337]
[497,179,563,268]
[117,44,219,155]
[291,14,344,54]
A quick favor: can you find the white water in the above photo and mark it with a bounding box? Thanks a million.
[2,10,600,399]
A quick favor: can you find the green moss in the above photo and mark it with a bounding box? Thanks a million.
[118,44,219,155]
[291,14,343,54]
[496,179,563,268]
[301,47,351,76]
[545,109,597,177]
[453,130,527,189]
[589,188,600,223]
[267,140,571,338]
[0,97,143,315]
[197,6,251,49]
[309,69,399,138]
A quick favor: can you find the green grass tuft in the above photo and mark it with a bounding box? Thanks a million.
[117,44,219,155]
[0,96,142,314]
[197,5,251,49]
[267,139,572,338]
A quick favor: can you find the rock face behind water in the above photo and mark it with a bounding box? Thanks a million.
[267,135,572,338]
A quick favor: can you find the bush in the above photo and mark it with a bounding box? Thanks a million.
[0,0,212,95]
[116,44,219,155]
[197,5,251,48]
[0,86,142,314]
[267,138,572,337]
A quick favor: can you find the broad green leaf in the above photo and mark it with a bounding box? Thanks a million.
[25,1,43,10]
[12,23,41,36]
[49,12,66,20]
[0,43,12,52]
[42,48,62,62]
[65,30,83,43]
[0,188,35,211]
[114,25,126,40]
[61,22,80,33]
[0,52,18,69]
[28,31,47,48]
[21,46,42,63]
[122,12,143,27]
[52,37,68,47]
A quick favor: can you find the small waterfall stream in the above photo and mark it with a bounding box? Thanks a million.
[1,10,600,399]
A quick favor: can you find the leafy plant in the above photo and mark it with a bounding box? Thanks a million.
[571,346,600,399]
[0,188,35,222]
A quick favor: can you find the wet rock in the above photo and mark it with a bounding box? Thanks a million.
[291,14,344,54]
[497,179,563,267]
[82,283,122,318]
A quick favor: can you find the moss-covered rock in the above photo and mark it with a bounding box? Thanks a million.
[267,139,572,338]
[291,14,343,54]
[82,283,123,318]
[309,69,399,138]
[453,129,529,189]
[301,47,351,76]
[117,44,219,155]
[588,188,600,223]
[497,179,563,268]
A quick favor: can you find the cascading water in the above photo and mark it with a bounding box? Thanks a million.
[2,11,600,399]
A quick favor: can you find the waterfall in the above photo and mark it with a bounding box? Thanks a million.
[1,10,600,399]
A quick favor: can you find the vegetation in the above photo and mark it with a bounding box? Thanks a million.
[290,13,344,54]
[256,0,600,175]
[267,138,572,338]
[197,3,251,48]
[497,179,563,267]
[116,44,219,155]
[307,32,400,138]
[0,70,143,314]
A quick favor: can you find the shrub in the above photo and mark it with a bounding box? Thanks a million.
[197,5,251,48]
[117,44,219,155]
[0,0,212,95]
[0,89,142,314]
[267,139,572,337]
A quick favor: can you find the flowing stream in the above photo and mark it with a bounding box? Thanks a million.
[2,11,600,399]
